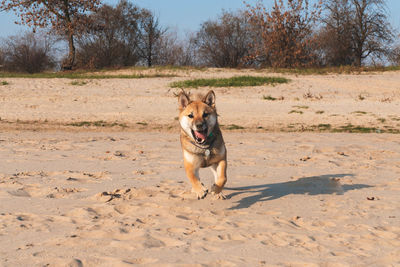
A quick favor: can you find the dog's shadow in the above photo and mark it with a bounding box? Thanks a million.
[225,174,372,210]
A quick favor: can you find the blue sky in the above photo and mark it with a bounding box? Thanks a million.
[0,0,399,38]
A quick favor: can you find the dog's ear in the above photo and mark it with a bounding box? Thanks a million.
[203,90,216,108]
[178,91,190,109]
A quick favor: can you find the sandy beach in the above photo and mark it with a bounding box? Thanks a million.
[0,69,399,266]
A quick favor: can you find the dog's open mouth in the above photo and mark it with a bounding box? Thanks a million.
[192,128,208,144]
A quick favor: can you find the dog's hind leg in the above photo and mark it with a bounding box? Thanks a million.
[210,160,227,199]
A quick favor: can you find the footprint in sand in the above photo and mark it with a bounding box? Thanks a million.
[122,258,158,265]
[8,184,85,199]
[46,187,86,199]
[65,171,110,183]
[8,185,42,197]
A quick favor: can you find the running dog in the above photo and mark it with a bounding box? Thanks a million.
[178,90,227,199]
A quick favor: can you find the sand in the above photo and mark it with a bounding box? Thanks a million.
[0,69,400,266]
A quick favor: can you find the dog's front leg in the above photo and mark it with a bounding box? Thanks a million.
[183,154,208,199]
[210,159,227,199]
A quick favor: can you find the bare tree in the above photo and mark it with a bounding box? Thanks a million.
[389,41,400,65]
[0,48,4,69]
[319,0,354,65]
[1,32,55,73]
[246,0,321,68]
[75,0,142,69]
[195,10,252,67]
[137,9,165,67]
[152,31,182,66]
[319,0,394,66]
[0,0,101,70]
[76,2,193,68]
[179,33,200,66]
[351,0,393,66]
[151,31,199,66]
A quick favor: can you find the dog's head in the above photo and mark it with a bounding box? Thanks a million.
[178,90,217,145]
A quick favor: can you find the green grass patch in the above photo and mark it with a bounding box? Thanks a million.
[262,65,400,75]
[263,95,277,101]
[136,122,148,126]
[0,71,175,79]
[289,110,303,114]
[70,80,87,86]
[109,65,207,72]
[263,95,284,101]
[293,105,309,109]
[352,111,368,115]
[315,110,325,114]
[170,76,289,88]
[389,116,400,121]
[333,124,378,133]
[67,121,127,128]
[225,124,245,130]
[317,124,332,130]
[284,123,400,134]
[377,118,386,123]
[1,80,9,85]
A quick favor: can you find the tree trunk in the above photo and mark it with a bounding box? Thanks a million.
[147,39,152,67]
[62,31,75,70]
[62,0,75,70]
[355,54,362,67]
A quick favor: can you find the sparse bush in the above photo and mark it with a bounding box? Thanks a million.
[150,31,199,66]
[0,48,4,69]
[389,44,400,66]
[76,0,181,68]
[75,0,142,69]
[151,31,197,66]
[1,32,55,73]
[318,0,354,66]
[195,10,253,67]
[246,0,321,68]
[0,0,101,70]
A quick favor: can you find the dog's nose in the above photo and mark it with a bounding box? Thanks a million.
[195,121,205,130]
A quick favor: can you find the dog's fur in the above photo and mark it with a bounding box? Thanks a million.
[178,90,227,199]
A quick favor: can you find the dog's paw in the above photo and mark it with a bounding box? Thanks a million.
[192,184,208,199]
[211,184,226,200]
[212,192,226,200]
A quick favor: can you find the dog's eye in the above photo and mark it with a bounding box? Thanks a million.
[203,113,209,118]
[188,113,193,118]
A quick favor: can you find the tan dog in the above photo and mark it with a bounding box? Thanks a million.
[178,90,227,199]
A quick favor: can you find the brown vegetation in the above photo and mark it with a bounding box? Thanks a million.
[319,0,393,66]
[0,0,101,70]
[75,0,142,69]
[319,0,355,65]
[245,0,321,68]
[0,32,55,73]
[195,10,253,67]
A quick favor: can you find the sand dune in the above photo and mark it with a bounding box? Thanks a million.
[0,69,400,266]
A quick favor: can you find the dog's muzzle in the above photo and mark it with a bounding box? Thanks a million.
[192,125,208,144]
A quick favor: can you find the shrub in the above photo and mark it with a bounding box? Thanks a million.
[195,10,253,67]
[246,0,321,68]
[75,0,142,69]
[1,32,55,73]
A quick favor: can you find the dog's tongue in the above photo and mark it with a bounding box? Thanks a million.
[194,130,206,140]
